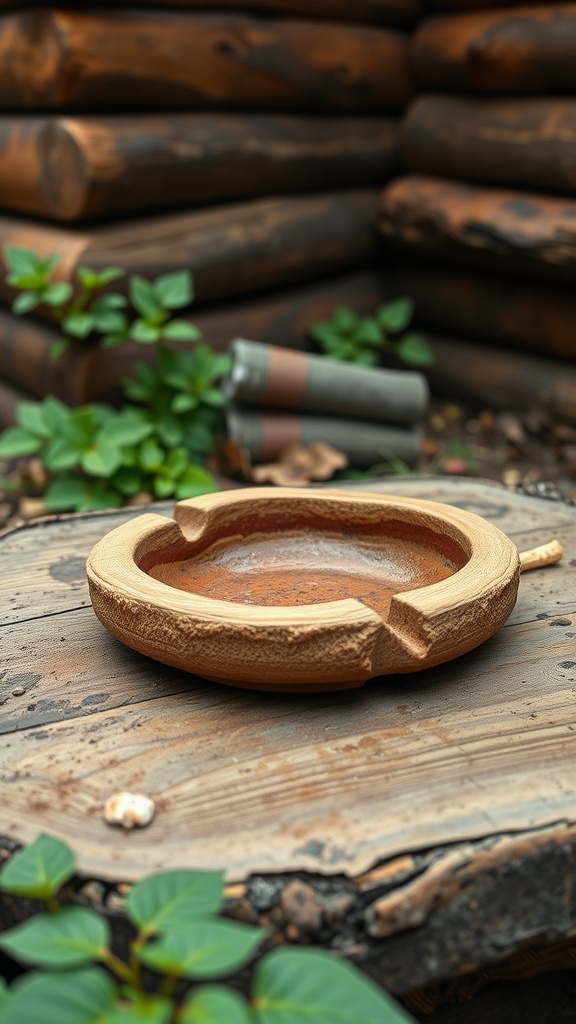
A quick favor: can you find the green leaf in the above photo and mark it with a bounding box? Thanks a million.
[62,313,95,339]
[0,968,117,1024]
[201,388,226,408]
[0,835,75,901]
[153,475,176,499]
[4,245,45,276]
[12,290,41,314]
[16,402,47,437]
[77,265,124,289]
[331,307,359,334]
[92,311,128,336]
[45,476,89,512]
[43,437,80,472]
[377,297,414,334]
[98,410,152,448]
[171,393,198,414]
[138,919,265,980]
[153,270,193,310]
[0,426,41,457]
[138,438,165,472]
[160,320,201,341]
[129,276,162,319]
[75,483,123,512]
[90,293,127,313]
[396,333,435,367]
[105,994,172,1024]
[129,319,161,344]
[42,396,73,434]
[82,443,123,477]
[253,948,416,1024]
[175,465,216,499]
[354,317,383,347]
[181,985,254,1024]
[111,466,145,497]
[42,281,73,306]
[0,908,110,970]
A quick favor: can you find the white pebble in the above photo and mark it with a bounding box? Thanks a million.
[103,792,155,829]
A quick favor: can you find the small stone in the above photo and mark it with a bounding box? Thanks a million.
[103,792,155,829]
[11,687,26,697]
[502,467,522,488]
[441,457,468,476]
[18,497,47,521]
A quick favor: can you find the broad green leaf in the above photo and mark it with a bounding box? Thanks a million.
[82,443,123,477]
[42,396,73,434]
[138,438,165,471]
[175,465,216,499]
[77,265,124,289]
[92,311,127,335]
[331,307,359,333]
[165,446,188,478]
[12,290,41,314]
[201,388,226,408]
[377,297,414,334]
[75,484,123,512]
[44,437,81,472]
[0,907,110,969]
[253,948,416,1024]
[396,333,435,367]
[160,320,201,341]
[42,281,73,306]
[90,293,127,313]
[153,475,176,499]
[0,426,41,457]
[112,466,145,497]
[153,270,193,310]
[4,244,44,276]
[138,920,266,980]
[354,317,383,347]
[129,276,162,319]
[181,985,254,1024]
[98,411,151,447]
[0,968,117,1024]
[16,401,48,437]
[130,319,161,344]
[62,313,96,339]
[171,393,198,413]
[45,476,89,511]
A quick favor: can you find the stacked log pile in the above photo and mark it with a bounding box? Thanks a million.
[378,2,576,420]
[0,0,418,426]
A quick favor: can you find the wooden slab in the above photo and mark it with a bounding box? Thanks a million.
[412,5,576,94]
[379,175,576,284]
[402,96,576,196]
[0,113,400,222]
[2,478,576,992]
[0,10,413,113]
[0,190,380,313]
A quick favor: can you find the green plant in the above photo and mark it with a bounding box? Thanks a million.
[0,247,231,511]
[308,298,433,369]
[0,834,414,1024]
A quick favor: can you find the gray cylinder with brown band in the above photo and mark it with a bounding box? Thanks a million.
[226,405,423,467]
[225,339,428,424]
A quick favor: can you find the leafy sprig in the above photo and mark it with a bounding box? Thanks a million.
[308,298,434,369]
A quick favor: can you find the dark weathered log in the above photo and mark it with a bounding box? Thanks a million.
[402,96,576,196]
[0,270,388,406]
[388,261,576,362]
[412,5,576,94]
[1,112,399,222]
[379,175,576,283]
[427,0,547,9]
[0,0,422,28]
[0,190,381,311]
[0,377,28,431]
[425,332,576,423]
[0,10,413,113]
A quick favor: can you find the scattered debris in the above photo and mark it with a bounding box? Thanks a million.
[102,792,155,829]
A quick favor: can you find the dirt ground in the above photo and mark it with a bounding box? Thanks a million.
[1,397,575,534]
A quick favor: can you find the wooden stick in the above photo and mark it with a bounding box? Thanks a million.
[519,540,563,573]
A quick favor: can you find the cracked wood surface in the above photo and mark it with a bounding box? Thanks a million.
[1,477,575,881]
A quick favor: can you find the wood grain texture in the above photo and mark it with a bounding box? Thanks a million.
[0,190,380,313]
[388,262,576,362]
[0,113,399,222]
[0,10,413,113]
[379,175,576,283]
[1,478,574,883]
[411,5,576,94]
[424,332,576,423]
[0,269,388,408]
[402,95,576,196]
[0,0,422,28]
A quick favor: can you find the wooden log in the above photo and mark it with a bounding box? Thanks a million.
[379,175,576,284]
[0,112,400,222]
[412,5,576,94]
[388,261,576,362]
[0,10,413,113]
[0,0,422,28]
[424,332,576,423]
[0,377,29,431]
[402,96,576,196]
[0,270,388,407]
[427,0,547,10]
[0,189,381,310]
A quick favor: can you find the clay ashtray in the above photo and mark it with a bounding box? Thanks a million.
[86,488,559,692]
